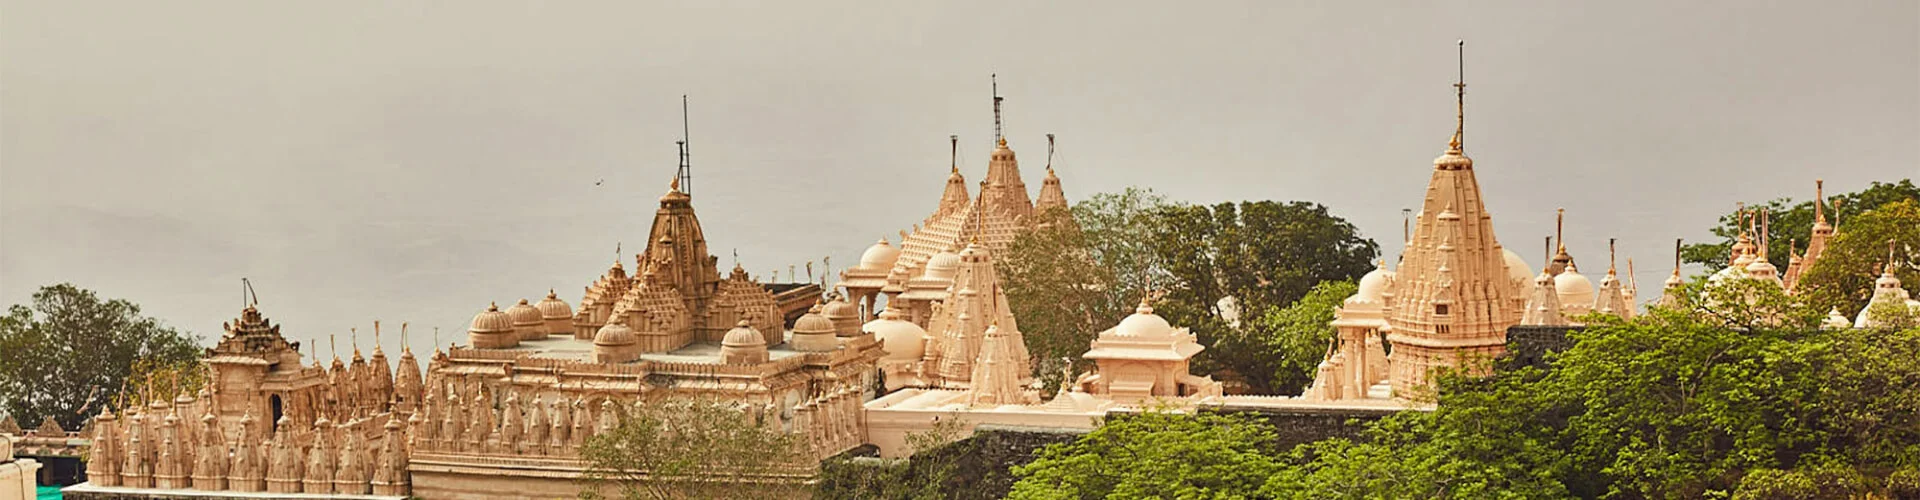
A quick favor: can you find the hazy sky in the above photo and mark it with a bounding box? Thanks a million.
[3,1,1915,358]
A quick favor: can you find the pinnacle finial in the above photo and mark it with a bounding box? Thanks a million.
[1045,133,1056,173]
[992,74,1004,146]
[1672,238,1683,276]
[1555,208,1566,253]
[1449,40,1466,153]
[950,134,960,174]
[1814,179,1829,225]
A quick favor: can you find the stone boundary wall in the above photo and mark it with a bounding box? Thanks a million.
[1503,325,1583,371]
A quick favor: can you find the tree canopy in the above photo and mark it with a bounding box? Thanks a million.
[1000,189,1379,394]
[580,398,810,499]
[1225,280,1357,395]
[0,283,201,430]
[1000,188,1173,391]
[1008,410,1283,500]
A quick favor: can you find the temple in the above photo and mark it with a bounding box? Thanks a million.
[47,59,1919,500]
[838,80,1071,327]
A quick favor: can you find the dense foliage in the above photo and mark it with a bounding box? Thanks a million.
[1226,280,1357,394]
[1001,188,1174,391]
[0,283,201,430]
[1680,179,1917,273]
[1009,410,1284,499]
[579,398,809,499]
[1008,278,1920,498]
[1000,189,1379,394]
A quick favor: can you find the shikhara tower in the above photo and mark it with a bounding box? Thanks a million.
[1382,42,1522,395]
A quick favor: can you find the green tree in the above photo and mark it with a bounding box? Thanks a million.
[1008,409,1283,499]
[1794,198,1920,319]
[1147,201,1378,392]
[580,398,810,499]
[1680,179,1917,272]
[1001,188,1176,391]
[1227,280,1357,395]
[0,283,201,430]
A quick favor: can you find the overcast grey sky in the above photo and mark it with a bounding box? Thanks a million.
[3,1,1915,358]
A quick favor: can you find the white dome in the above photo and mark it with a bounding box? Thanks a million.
[1353,262,1394,304]
[862,308,926,361]
[859,239,901,270]
[1502,248,1533,285]
[1112,301,1173,338]
[924,250,962,280]
[1555,264,1596,306]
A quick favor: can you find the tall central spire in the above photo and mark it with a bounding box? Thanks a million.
[1383,40,1515,396]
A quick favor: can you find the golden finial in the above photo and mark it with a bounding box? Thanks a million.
[950,134,960,174]
[669,174,681,192]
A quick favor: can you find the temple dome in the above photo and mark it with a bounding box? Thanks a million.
[467,302,518,349]
[924,250,962,280]
[507,299,542,326]
[1352,261,1394,305]
[822,295,858,321]
[1555,264,1596,306]
[859,239,901,270]
[793,305,836,335]
[470,303,514,332]
[536,290,572,319]
[722,320,764,348]
[1503,248,1533,285]
[592,321,637,347]
[863,307,926,361]
[720,319,769,365]
[1112,301,1173,338]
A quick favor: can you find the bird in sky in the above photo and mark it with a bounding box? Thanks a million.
[595,179,604,186]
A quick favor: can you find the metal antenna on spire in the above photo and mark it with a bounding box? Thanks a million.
[1673,238,1683,273]
[1452,40,1467,150]
[1401,208,1411,245]
[1046,133,1056,171]
[991,74,1004,145]
[241,277,259,307]
[677,95,692,196]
